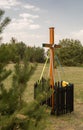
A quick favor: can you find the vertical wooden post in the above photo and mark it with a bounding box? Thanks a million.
[49,27,54,86]
[49,27,55,113]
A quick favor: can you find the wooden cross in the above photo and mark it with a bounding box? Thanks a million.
[42,27,61,113]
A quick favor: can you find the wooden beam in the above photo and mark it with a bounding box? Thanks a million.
[42,27,61,114]
[43,43,61,48]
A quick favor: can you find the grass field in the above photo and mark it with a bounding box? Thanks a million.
[4,63,83,130]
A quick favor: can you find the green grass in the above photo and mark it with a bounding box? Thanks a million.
[4,63,83,130]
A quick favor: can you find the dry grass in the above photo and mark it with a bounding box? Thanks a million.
[3,63,15,90]
[4,63,83,130]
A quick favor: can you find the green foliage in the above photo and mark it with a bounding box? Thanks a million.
[12,60,37,108]
[0,9,10,43]
[14,101,48,130]
[35,47,45,63]
[0,63,11,86]
[5,41,27,63]
[0,44,10,64]
[16,42,26,60]
[0,42,45,63]
[55,39,83,66]
[0,101,48,130]
[0,87,18,115]
[25,46,45,63]
[9,39,26,61]
[0,63,12,115]
[0,9,11,34]
[0,61,49,130]
[34,78,52,103]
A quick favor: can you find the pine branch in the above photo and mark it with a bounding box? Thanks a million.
[0,17,11,33]
[0,9,4,22]
[0,69,11,82]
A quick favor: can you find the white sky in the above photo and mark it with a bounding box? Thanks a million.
[0,0,83,47]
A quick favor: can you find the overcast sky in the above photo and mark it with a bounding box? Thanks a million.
[0,0,83,47]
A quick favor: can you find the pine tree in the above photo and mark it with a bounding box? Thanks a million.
[0,62,50,130]
[0,60,37,129]
[0,57,51,130]
[0,9,11,43]
[12,60,36,109]
[0,64,12,114]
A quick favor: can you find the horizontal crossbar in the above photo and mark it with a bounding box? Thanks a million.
[54,44,61,48]
[42,43,52,47]
[42,43,61,48]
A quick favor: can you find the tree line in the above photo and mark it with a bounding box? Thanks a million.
[1,38,83,66]
[55,39,83,66]
[0,40,45,64]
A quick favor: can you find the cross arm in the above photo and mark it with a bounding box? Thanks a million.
[42,43,61,48]
[42,43,52,48]
[54,44,61,48]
